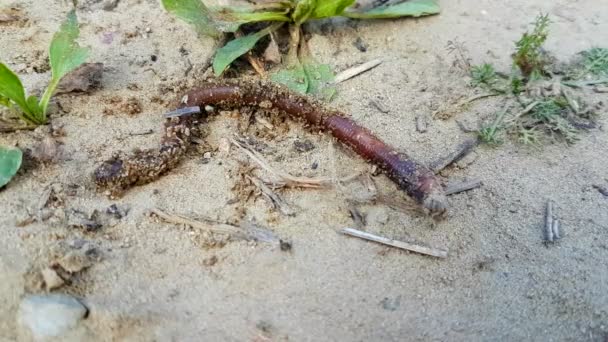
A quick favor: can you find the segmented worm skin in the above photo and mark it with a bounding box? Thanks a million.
[93,114,195,198]
[94,79,447,214]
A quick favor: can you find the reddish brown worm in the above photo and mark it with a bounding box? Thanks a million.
[94,79,447,215]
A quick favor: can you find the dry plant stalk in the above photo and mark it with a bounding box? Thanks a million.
[231,137,333,189]
[340,227,448,258]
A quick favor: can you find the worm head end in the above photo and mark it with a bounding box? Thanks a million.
[94,158,125,191]
[422,188,448,220]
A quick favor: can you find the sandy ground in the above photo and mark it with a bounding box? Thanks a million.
[1,0,608,341]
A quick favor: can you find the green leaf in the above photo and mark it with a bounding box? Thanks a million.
[292,0,317,25]
[40,10,90,117]
[0,146,22,188]
[212,24,281,76]
[0,63,30,114]
[271,62,309,94]
[343,0,440,19]
[210,6,290,32]
[271,58,336,100]
[311,0,355,19]
[0,95,10,107]
[303,60,336,100]
[48,11,90,84]
[162,0,220,37]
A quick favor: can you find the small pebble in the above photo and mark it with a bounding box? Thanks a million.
[18,294,88,339]
[41,267,64,290]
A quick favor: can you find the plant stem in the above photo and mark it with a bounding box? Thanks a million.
[38,78,60,123]
[287,24,301,65]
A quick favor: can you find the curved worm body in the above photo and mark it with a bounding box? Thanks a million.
[94,79,447,214]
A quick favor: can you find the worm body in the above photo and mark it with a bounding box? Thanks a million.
[94,79,447,215]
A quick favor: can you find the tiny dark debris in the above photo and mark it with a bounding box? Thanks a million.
[68,209,102,232]
[279,240,292,252]
[311,161,319,170]
[150,55,158,62]
[202,255,218,267]
[293,139,315,153]
[353,37,368,52]
[593,185,608,197]
[106,204,129,219]
[380,296,401,311]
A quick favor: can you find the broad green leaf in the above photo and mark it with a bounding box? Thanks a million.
[271,62,309,94]
[311,0,355,19]
[162,0,220,37]
[211,6,290,32]
[26,96,43,116]
[0,95,10,107]
[40,10,90,117]
[212,24,281,76]
[292,0,317,25]
[343,0,440,19]
[0,63,30,114]
[48,11,90,84]
[0,146,22,188]
[303,60,336,100]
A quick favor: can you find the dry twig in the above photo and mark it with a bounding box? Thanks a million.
[445,179,483,195]
[231,137,333,189]
[149,208,278,242]
[340,228,448,258]
[430,138,479,173]
[334,59,383,84]
[248,176,296,216]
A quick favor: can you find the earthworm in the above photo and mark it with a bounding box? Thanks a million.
[94,79,447,215]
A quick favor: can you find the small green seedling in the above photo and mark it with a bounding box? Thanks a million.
[0,10,89,126]
[513,13,550,77]
[162,0,440,96]
[470,63,499,88]
[0,145,22,188]
[581,47,608,77]
[478,109,507,145]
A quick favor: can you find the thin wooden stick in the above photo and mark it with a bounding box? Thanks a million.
[150,208,245,236]
[340,227,448,258]
[334,59,383,84]
[545,201,554,242]
[445,179,483,195]
[150,208,279,243]
[430,138,479,173]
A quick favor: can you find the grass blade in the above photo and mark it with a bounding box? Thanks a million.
[343,0,440,19]
[211,6,290,32]
[212,23,282,75]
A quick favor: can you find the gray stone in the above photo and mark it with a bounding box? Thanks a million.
[19,294,88,339]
